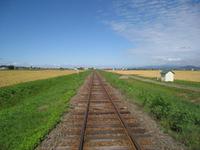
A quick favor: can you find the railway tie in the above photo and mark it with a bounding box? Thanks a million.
[55,71,153,150]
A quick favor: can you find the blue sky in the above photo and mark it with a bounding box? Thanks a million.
[0,0,200,67]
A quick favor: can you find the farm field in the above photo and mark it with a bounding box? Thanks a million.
[0,71,90,150]
[110,70,200,82]
[0,70,79,87]
[100,71,200,149]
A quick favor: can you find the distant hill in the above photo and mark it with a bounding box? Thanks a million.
[127,65,200,70]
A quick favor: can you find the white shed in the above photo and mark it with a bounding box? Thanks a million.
[160,70,175,82]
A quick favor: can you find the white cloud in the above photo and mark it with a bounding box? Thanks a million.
[153,56,182,62]
[101,0,200,65]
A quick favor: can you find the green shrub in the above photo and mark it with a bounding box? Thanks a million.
[149,95,172,120]
[169,108,194,132]
[140,90,152,106]
[193,113,200,126]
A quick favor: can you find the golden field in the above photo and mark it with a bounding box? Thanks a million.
[0,70,79,87]
[109,70,200,82]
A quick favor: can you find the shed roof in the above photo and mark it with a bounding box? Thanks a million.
[160,70,175,75]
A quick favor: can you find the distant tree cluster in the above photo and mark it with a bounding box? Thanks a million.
[0,65,15,70]
[0,65,76,70]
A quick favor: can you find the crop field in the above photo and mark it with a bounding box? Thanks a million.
[110,70,200,82]
[0,70,79,87]
[101,71,200,149]
[0,71,90,150]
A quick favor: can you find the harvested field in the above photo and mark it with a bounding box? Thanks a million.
[110,70,200,82]
[0,70,79,87]
[175,71,200,82]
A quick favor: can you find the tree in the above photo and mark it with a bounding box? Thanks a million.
[8,65,15,70]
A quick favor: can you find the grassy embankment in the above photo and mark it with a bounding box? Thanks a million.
[0,71,90,150]
[101,71,200,149]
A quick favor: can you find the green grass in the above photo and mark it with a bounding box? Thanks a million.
[174,80,200,88]
[0,71,90,150]
[101,71,200,150]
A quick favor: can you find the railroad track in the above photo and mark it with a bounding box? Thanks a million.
[54,71,153,150]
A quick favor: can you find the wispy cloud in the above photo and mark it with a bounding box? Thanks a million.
[101,0,200,65]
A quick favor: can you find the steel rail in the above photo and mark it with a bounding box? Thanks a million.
[78,73,94,150]
[96,71,141,150]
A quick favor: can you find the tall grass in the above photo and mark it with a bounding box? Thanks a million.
[101,71,200,149]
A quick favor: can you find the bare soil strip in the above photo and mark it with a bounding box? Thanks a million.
[36,72,185,150]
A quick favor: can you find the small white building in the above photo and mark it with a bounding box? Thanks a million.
[160,70,175,82]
